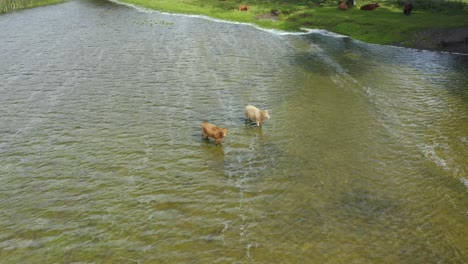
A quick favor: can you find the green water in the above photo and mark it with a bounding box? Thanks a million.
[0,0,466,263]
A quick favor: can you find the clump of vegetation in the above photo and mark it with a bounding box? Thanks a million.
[1,0,65,13]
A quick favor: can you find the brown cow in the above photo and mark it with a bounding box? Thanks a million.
[338,1,348,10]
[202,122,228,145]
[239,5,249,11]
[360,3,380,10]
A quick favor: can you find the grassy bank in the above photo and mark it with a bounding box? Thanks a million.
[119,0,468,46]
[1,0,66,14]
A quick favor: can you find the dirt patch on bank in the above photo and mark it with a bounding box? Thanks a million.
[395,27,468,54]
[255,11,281,21]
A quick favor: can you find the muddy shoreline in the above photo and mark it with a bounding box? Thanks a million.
[394,27,468,54]
[255,12,468,55]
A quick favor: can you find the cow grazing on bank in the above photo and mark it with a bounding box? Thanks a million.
[338,1,348,10]
[244,105,270,127]
[239,5,249,11]
[202,122,228,145]
[404,3,413,15]
[360,3,380,10]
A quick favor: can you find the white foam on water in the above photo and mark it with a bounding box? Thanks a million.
[422,144,449,169]
[417,142,465,185]
[461,178,468,188]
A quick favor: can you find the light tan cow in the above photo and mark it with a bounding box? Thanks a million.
[244,105,270,127]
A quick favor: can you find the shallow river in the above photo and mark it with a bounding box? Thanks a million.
[0,0,467,263]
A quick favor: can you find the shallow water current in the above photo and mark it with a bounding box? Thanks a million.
[0,0,467,262]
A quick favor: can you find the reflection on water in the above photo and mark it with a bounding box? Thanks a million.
[0,0,467,263]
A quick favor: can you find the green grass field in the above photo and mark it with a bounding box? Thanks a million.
[1,0,65,13]
[120,0,468,45]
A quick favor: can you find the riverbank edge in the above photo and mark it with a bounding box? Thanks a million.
[393,28,468,54]
[3,0,467,54]
[116,0,468,55]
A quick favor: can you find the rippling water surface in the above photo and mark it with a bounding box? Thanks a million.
[1,0,467,263]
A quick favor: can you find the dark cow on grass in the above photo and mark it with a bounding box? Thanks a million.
[404,3,413,15]
[360,3,380,10]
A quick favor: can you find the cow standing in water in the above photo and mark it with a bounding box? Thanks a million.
[244,105,270,127]
[202,122,228,145]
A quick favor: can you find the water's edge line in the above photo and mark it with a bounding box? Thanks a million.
[107,0,350,38]
[109,0,468,56]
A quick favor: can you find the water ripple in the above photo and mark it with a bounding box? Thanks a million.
[0,0,467,263]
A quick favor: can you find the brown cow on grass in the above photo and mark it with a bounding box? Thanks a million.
[239,5,249,11]
[338,1,348,10]
[360,3,380,10]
